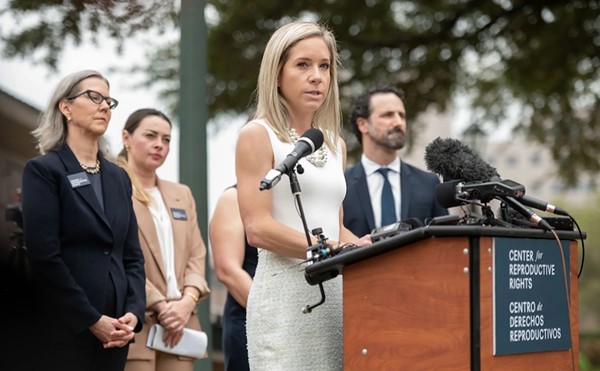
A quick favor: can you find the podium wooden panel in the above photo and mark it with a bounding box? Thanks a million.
[339,233,579,370]
[343,237,471,369]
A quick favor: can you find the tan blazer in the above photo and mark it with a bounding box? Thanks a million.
[127,178,210,361]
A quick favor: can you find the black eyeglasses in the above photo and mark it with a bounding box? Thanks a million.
[66,89,119,109]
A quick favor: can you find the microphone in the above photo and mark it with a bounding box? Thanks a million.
[425,137,553,230]
[518,195,570,216]
[435,180,464,208]
[259,128,324,191]
[425,137,498,182]
[501,196,553,230]
[426,137,569,217]
[435,180,465,208]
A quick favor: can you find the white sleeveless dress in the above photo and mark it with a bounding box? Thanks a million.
[246,120,345,371]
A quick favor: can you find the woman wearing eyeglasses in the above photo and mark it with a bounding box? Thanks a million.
[19,70,146,371]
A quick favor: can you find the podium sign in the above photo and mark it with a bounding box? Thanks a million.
[493,237,572,355]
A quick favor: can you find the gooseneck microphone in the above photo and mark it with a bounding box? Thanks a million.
[425,137,554,230]
[259,128,324,191]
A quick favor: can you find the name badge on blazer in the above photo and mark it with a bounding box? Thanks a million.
[67,172,91,188]
[171,208,188,221]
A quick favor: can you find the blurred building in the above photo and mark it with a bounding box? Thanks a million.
[0,89,38,241]
[483,140,597,206]
[0,90,37,315]
[0,89,38,200]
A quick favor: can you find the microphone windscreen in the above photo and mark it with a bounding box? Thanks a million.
[424,137,499,182]
[435,180,463,208]
[301,128,324,151]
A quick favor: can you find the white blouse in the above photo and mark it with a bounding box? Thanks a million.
[146,187,181,300]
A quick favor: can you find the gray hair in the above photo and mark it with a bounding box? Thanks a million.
[33,70,110,154]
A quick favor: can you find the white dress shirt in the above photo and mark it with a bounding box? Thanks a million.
[361,154,402,228]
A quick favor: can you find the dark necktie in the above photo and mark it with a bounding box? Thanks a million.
[377,167,396,226]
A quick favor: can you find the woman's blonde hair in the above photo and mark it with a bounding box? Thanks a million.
[253,21,342,152]
[33,69,110,155]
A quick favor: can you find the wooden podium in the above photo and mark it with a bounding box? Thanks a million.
[305,226,582,370]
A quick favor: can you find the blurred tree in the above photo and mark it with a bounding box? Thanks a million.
[2,0,600,186]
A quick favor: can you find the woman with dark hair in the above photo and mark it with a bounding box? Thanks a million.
[118,108,210,371]
[20,70,146,371]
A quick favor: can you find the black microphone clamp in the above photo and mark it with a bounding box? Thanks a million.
[302,228,332,314]
[457,177,525,203]
[305,228,341,264]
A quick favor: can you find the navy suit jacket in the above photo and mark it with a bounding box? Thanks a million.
[21,144,146,343]
[343,160,448,237]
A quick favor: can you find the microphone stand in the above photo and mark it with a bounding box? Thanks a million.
[459,197,513,227]
[480,203,514,227]
[287,165,327,314]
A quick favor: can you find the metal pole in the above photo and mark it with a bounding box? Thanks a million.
[179,1,212,370]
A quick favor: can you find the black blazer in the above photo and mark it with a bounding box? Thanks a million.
[21,144,145,343]
[343,161,448,237]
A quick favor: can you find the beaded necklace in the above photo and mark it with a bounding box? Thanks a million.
[80,159,101,174]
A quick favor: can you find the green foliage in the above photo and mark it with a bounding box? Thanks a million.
[579,350,597,370]
[2,0,600,185]
[581,334,600,370]
[1,0,178,67]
